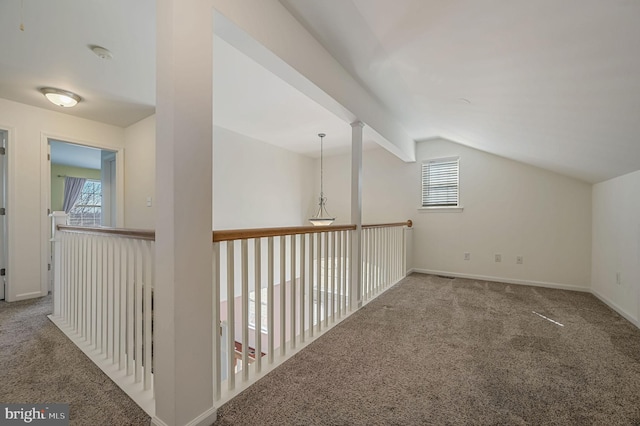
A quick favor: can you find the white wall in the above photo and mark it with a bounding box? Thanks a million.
[0,98,125,301]
[592,170,640,325]
[124,115,156,229]
[121,120,317,230]
[213,126,316,229]
[323,138,592,290]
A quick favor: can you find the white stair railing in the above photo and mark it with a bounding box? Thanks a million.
[211,220,412,405]
[49,217,412,417]
[49,220,155,416]
[361,222,409,303]
[212,225,355,404]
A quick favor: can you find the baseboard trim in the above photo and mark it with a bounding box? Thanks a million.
[13,291,46,301]
[409,269,590,292]
[151,406,217,426]
[591,289,639,327]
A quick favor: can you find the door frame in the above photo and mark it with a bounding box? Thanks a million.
[41,132,124,297]
[0,126,10,300]
[0,124,14,301]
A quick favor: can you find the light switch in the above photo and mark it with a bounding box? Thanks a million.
[146,196,152,207]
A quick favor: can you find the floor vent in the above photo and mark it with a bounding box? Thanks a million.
[436,275,455,280]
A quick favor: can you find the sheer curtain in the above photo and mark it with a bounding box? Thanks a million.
[62,177,87,213]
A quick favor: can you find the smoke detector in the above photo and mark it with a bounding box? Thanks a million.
[90,45,113,60]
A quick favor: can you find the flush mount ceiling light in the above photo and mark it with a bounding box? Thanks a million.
[39,87,81,108]
[309,133,335,226]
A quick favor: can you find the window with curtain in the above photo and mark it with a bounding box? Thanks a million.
[68,180,102,226]
[421,157,459,207]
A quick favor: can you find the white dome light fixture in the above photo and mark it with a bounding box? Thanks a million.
[309,133,335,226]
[40,87,81,108]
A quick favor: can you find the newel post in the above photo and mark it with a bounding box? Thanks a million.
[50,211,68,317]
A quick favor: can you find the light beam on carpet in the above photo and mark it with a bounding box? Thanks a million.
[532,311,564,327]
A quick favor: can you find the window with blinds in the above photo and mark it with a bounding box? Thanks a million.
[421,157,459,207]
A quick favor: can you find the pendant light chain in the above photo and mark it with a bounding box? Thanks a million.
[320,133,324,201]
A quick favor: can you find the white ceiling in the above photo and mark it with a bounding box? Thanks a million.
[3,1,640,182]
[50,140,103,169]
[283,0,640,182]
[213,36,377,157]
[0,0,156,127]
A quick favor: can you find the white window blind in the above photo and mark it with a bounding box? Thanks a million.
[421,157,459,207]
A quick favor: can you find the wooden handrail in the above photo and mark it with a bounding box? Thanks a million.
[57,225,155,241]
[363,220,412,229]
[213,224,357,242]
[213,220,412,242]
[57,219,412,243]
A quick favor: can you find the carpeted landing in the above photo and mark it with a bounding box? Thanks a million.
[0,295,149,425]
[3,275,640,425]
[215,274,640,425]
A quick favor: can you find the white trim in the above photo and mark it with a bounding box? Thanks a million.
[14,291,46,301]
[409,268,590,292]
[418,206,464,213]
[182,406,217,426]
[422,155,459,164]
[0,124,13,301]
[591,289,639,328]
[150,418,169,426]
[421,156,460,209]
[41,133,125,299]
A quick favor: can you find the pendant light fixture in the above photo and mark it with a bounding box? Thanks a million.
[309,133,335,226]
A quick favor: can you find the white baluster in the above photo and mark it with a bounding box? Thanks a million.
[279,235,286,356]
[290,234,296,348]
[299,234,305,343]
[213,241,221,401]
[226,241,235,391]
[134,239,143,383]
[241,239,249,382]
[254,238,262,373]
[267,237,274,365]
[143,240,153,390]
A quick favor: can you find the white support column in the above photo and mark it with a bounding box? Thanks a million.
[154,1,215,425]
[350,121,364,309]
[50,211,68,318]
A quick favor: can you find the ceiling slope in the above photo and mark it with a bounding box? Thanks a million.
[283,0,640,183]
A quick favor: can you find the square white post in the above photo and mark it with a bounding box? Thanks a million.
[154,0,215,425]
[50,211,68,317]
[350,121,364,309]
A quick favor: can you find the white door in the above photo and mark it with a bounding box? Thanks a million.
[0,129,7,300]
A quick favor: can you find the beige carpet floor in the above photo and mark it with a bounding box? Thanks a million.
[3,274,640,425]
[214,274,640,425]
[0,294,149,425]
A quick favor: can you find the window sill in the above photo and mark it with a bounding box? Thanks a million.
[418,206,464,213]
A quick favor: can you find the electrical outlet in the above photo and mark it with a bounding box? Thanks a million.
[516,255,523,265]
[495,254,502,263]
[464,252,470,261]
[616,272,621,285]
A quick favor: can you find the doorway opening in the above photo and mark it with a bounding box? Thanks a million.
[49,140,117,227]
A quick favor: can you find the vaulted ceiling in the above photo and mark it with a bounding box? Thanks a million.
[1,1,639,183]
[283,0,640,182]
